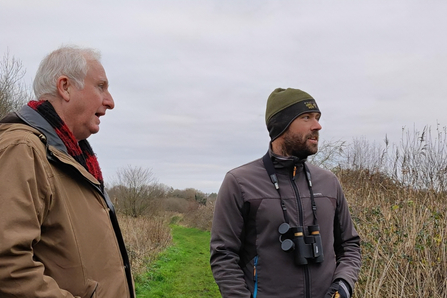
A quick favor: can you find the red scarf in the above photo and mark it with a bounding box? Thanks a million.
[28,100,104,189]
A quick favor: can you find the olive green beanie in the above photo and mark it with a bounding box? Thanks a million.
[265,88,320,141]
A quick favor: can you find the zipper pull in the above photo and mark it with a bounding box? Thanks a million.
[292,166,297,180]
[253,256,258,281]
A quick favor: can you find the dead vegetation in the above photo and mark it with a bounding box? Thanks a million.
[118,125,447,297]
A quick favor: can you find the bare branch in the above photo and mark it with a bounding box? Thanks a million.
[0,50,32,119]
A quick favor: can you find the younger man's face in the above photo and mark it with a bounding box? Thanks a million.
[280,112,322,158]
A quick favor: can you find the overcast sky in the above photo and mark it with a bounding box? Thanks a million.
[1,1,447,193]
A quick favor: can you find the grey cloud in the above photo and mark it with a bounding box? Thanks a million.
[1,0,447,192]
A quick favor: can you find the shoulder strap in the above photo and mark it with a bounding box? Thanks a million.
[262,152,289,223]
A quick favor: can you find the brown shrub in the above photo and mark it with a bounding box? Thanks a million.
[180,201,215,231]
[117,213,172,276]
[161,197,190,213]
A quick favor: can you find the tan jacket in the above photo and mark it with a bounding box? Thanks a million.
[0,106,134,298]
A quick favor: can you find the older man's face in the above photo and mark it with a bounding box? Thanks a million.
[64,59,114,141]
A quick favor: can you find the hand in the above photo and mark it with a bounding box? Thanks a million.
[325,279,351,298]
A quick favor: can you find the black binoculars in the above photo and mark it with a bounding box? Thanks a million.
[278,223,324,265]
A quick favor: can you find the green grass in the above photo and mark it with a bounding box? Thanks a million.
[135,225,221,298]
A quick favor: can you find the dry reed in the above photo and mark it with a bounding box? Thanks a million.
[340,169,447,297]
[117,213,172,276]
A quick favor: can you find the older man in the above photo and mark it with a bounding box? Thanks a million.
[210,88,361,298]
[0,46,134,297]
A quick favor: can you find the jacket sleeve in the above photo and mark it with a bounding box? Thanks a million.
[0,139,76,298]
[210,172,252,298]
[332,180,362,293]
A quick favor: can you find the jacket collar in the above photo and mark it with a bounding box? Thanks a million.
[15,105,68,154]
[268,145,306,171]
[14,105,101,186]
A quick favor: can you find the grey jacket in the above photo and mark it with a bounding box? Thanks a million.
[210,150,361,298]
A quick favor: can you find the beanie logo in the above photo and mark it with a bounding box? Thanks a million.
[304,101,318,110]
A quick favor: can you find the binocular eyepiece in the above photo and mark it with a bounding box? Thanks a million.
[278,223,324,265]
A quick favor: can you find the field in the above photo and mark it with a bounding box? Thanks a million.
[119,127,447,297]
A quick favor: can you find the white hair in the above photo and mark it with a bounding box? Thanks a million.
[33,45,101,99]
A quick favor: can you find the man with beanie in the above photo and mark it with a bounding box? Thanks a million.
[210,88,361,298]
[0,46,134,297]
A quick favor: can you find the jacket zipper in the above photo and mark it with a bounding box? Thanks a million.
[253,256,258,298]
[291,166,304,227]
[291,165,311,298]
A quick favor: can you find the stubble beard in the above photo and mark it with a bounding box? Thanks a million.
[281,131,319,159]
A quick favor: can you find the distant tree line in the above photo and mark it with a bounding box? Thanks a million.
[108,165,217,217]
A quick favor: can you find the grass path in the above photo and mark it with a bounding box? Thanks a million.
[135,225,221,298]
